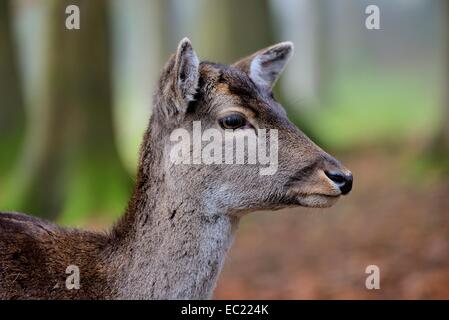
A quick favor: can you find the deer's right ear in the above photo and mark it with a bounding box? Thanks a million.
[172,38,200,112]
[174,38,200,104]
[156,38,200,119]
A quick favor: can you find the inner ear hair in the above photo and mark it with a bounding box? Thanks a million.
[233,41,294,90]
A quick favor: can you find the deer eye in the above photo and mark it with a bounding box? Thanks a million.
[218,114,247,130]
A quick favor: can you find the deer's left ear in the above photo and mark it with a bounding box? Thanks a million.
[174,37,200,105]
[233,42,294,90]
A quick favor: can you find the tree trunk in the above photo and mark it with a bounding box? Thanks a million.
[190,0,274,63]
[110,0,167,173]
[442,0,449,151]
[10,0,133,223]
[431,1,449,157]
[0,0,25,176]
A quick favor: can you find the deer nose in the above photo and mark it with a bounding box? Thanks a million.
[324,171,353,195]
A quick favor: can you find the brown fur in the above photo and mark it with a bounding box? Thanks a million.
[0,39,352,299]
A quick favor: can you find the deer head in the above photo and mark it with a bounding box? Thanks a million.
[0,38,354,301]
[148,38,352,217]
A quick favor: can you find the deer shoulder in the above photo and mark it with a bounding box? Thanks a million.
[0,212,111,299]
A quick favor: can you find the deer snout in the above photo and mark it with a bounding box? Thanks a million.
[324,170,353,195]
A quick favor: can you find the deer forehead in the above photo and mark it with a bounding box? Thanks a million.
[197,63,282,120]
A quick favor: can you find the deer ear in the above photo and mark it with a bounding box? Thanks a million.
[233,42,294,90]
[173,37,200,107]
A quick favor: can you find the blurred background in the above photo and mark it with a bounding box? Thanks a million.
[1,0,448,299]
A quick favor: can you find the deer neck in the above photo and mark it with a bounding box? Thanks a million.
[109,129,239,299]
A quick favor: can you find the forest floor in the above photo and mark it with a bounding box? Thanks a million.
[214,149,449,299]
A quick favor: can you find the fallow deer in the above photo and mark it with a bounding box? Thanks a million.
[0,38,352,299]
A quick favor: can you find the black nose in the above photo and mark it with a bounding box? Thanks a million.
[325,171,353,195]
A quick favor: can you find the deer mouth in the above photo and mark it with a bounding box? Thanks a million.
[294,193,341,208]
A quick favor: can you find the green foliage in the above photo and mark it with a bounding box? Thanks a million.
[58,156,133,227]
[301,68,441,150]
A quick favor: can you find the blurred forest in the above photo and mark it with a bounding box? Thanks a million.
[0,0,448,299]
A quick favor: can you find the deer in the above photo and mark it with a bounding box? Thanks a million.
[0,38,353,299]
